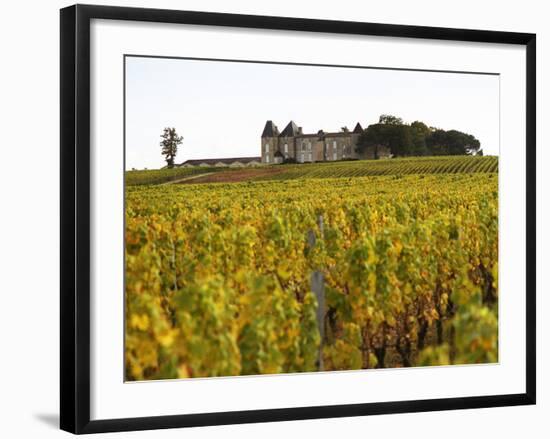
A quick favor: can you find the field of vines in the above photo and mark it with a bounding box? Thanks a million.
[125,161,498,380]
[126,156,498,186]
[261,155,498,180]
[126,166,223,186]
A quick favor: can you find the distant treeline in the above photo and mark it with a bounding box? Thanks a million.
[356,114,482,158]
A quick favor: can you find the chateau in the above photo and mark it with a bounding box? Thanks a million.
[179,120,390,168]
[261,120,390,164]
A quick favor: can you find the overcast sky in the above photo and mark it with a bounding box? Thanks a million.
[125,56,499,170]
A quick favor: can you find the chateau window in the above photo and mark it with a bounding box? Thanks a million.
[284,143,288,153]
[307,142,311,150]
[265,143,270,152]
[333,140,337,150]
[333,151,337,160]
[266,155,270,163]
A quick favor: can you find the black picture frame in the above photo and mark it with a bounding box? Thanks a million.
[60,4,536,434]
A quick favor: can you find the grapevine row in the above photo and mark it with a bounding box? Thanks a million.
[125,173,498,379]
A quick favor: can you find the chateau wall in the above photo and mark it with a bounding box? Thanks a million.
[295,137,317,163]
[314,139,325,162]
[324,135,355,161]
[279,137,296,162]
[261,137,277,164]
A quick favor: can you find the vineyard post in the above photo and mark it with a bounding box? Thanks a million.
[307,215,326,371]
[311,270,325,371]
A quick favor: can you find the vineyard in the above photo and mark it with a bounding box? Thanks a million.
[125,166,223,186]
[126,155,498,186]
[125,159,498,380]
[260,155,498,180]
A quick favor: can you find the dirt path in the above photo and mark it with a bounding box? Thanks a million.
[176,167,285,184]
[160,172,216,185]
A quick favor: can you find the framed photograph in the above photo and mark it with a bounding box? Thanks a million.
[60,4,536,434]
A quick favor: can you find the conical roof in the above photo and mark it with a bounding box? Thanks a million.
[280,120,301,137]
[353,122,364,133]
[261,120,280,137]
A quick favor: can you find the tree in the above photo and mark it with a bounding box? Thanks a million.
[379,114,403,125]
[425,129,449,155]
[356,115,481,158]
[356,124,385,159]
[445,130,481,155]
[425,129,480,156]
[410,121,431,156]
[391,124,413,156]
[160,127,183,168]
[357,121,413,158]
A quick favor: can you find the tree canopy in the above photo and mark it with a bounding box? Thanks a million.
[160,127,183,168]
[356,115,481,157]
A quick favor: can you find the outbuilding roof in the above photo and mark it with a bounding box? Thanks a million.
[180,157,261,166]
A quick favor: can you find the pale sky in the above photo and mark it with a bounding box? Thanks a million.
[125,56,499,170]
